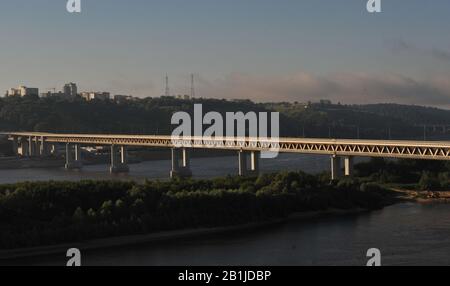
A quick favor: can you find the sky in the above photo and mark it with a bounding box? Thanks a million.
[1,0,450,107]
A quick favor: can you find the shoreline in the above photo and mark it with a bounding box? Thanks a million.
[1,186,447,262]
[0,208,366,261]
[391,188,450,204]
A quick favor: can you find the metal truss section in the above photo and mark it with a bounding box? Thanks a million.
[5,132,450,160]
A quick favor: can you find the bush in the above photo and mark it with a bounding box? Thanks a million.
[360,182,385,193]
[418,171,440,191]
[438,172,450,189]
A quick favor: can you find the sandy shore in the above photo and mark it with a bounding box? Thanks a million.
[391,188,450,204]
[0,208,365,261]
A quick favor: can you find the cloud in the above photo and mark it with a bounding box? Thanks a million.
[384,38,415,53]
[197,72,450,108]
[385,38,450,63]
[431,48,450,62]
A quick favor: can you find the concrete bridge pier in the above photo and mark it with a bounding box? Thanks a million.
[12,136,19,156]
[330,155,342,180]
[18,137,29,156]
[28,136,37,157]
[35,137,42,156]
[344,156,354,176]
[38,136,50,157]
[110,145,130,173]
[170,148,192,178]
[238,150,260,177]
[65,143,83,170]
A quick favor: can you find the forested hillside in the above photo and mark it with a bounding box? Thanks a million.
[1,95,450,140]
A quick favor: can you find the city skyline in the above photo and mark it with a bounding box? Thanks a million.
[1,0,450,106]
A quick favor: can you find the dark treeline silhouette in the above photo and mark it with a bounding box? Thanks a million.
[1,96,450,140]
[0,171,393,249]
[355,158,450,191]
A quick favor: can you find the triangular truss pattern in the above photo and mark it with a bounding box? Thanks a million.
[7,133,450,161]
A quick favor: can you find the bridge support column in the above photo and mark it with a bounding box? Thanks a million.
[330,155,342,180]
[12,136,19,156]
[238,151,260,177]
[35,137,41,157]
[170,148,192,178]
[28,136,37,157]
[110,145,129,173]
[65,143,83,169]
[18,138,29,156]
[38,136,50,157]
[344,156,354,176]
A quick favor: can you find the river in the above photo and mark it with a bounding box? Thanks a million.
[7,203,450,266]
[1,154,450,266]
[0,153,335,184]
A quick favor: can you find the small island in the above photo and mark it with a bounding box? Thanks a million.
[0,158,449,258]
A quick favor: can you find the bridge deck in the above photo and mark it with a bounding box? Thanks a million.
[4,132,450,160]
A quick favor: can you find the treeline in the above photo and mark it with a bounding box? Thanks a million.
[0,171,393,249]
[354,158,450,191]
[1,96,450,140]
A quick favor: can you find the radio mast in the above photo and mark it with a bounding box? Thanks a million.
[190,73,195,98]
[165,74,170,97]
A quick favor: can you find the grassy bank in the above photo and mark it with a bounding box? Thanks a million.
[0,171,396,249]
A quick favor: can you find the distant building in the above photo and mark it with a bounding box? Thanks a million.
[114,95,134,102]
[176,94,190,100]
[63,83,78,98]
[5,88,19,97]
[80,92,110,101]
[39,82,77,99]
[319,99,332,105]
[6,86,39,97]
[40,91,65,98]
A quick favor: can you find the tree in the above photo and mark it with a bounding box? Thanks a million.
[100,200,113,218]
[72,207,86,223]
[418,171,439,191]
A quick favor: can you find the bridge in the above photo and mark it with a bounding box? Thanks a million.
[3,132,450,179]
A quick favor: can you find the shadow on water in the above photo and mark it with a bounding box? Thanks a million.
[7,203,450,266]
[0,153,340,184]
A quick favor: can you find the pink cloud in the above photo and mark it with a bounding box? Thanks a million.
[197,72,450,107]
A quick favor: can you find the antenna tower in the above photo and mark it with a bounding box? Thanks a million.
[190,73,195,98]
[165,74,170,97]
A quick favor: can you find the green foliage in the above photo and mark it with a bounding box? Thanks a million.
[360,182,385,193]
[418,171,440,191]
[438,172,450,189]
[1,96,449,141]
[355,158,450,191]
[0,172,392,249]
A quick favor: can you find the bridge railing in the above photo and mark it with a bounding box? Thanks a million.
[5,132,450,160]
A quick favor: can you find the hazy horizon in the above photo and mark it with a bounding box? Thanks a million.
[1,0,450,107]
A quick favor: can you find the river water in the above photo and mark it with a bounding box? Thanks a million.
[2,154,450,266]
[74,203,450,266]
[0,153,334,184]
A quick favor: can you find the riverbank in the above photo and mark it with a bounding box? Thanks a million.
[0,171,396,259]
[0,208,366,262]
[391,188,450,204]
